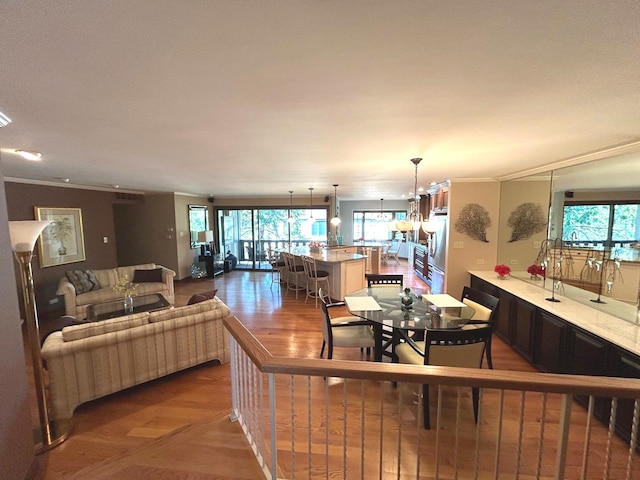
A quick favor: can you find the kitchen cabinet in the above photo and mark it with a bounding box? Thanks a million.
[428,184,449,214]
[535,311,567,373]
[513,298,536,361]
[470,271,640,447]
[608,347,640,447]
[413,244,429,285]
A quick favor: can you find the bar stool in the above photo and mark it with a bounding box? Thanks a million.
[282,252,306,298]
[301,255,330,307]
[266,248,286,290]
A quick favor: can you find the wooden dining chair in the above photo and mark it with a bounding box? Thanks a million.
[365,273,403,287]
[395,326,492,429]
[365,274,403,359]
[319,288,374,360]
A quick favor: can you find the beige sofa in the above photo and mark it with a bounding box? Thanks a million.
[41,296,231,419]
[56,263,176,321]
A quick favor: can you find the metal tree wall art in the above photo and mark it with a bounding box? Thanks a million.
[455,203,491,242]
[507,202,547,242]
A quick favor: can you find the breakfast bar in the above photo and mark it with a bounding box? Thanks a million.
[288,247,367,301]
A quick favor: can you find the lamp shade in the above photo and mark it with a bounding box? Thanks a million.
[9,220,51,253]
[197,230,214,242]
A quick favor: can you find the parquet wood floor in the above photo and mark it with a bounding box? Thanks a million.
[28,261,608,479]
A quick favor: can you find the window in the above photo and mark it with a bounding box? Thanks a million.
[562,202,640,247]
[353,210,406,241]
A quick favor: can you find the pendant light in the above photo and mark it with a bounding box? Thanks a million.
[308,187,316,224]
[377,198,385,221]
[287,191,295,224]
[396,157,424,232]
[330,184,341,226]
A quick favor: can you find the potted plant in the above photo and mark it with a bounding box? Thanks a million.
[50,217,73,255]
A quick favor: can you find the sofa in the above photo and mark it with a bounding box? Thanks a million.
[40,295,231,419]
[56,263,176,320]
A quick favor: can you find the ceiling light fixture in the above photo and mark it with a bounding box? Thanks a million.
[396,158,424,232]
[15,149,43,161]
[0,110,12,128]
[330,184,341,226]
[287,191,295,224]
[308,187,316,224]
[377,198,385,221]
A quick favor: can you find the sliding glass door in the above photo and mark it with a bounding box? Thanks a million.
[218,207,327,270]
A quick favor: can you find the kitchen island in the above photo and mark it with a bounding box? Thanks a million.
[289,247,367,300]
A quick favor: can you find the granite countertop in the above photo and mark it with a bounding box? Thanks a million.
[470,270,640,356]
[289,247,366,263]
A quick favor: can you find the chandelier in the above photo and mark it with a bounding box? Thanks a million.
[330,184,341,226]
[396,157,424,232]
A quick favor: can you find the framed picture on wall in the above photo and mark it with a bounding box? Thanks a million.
[34,207,86,267]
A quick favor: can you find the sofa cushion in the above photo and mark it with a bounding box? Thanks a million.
[66,269,101,294]
[61,312,149,342]
[133,267,163,283]
[187,289,218,305]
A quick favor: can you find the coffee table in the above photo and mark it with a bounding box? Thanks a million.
[86,293,171,321]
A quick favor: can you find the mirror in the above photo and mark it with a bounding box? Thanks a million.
[188,205,209,248]
[498,152,640,323]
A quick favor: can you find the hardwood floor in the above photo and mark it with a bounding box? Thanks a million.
[29,260,565,479]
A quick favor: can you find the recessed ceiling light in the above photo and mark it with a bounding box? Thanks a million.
[15,149,42,161]
[0,110,11,128]
[56,177,70,183]
[112,184,120,189]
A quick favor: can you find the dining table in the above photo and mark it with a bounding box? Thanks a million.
[344,287,474,362]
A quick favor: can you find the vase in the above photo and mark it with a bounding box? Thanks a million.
[497,275,507,280]
[123,294,134,313]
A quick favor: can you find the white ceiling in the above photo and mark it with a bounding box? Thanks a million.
[1,1,639,200]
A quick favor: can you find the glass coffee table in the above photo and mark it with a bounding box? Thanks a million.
[86,293,171,321]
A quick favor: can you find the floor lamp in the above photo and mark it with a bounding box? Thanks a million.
[9,220,72,452]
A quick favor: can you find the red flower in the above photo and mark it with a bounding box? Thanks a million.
[527,264,545,276]
[494,264,511,277]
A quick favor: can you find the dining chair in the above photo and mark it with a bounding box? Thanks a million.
[395,326,492,429]
[386,240,401,264]
[281,252,306,299]
[380,242,392,265]
[319,288,374,360]
[365,274,403,359]
[459,286,500,369]
[301,255,330,307]
[366,273,403,287]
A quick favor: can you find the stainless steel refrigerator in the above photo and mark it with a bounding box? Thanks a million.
[427,214,448,294]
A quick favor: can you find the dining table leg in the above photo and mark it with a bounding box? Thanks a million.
[371,322,383,362]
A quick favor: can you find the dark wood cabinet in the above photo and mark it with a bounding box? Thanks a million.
[199,254,224,277]
[513,299,536,361]
[608,348,640,447]
[470,273,640,447]
[535,311,567,373]
[413,244,430,285]
[428,185,449,214]
[566,327,610,418]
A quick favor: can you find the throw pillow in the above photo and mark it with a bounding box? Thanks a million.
[66,270,100,294]
[187,289,218,305]
[132,268,163,283]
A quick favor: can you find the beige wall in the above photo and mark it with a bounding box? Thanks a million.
[446,181,501,298]
[497,178,551,270]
